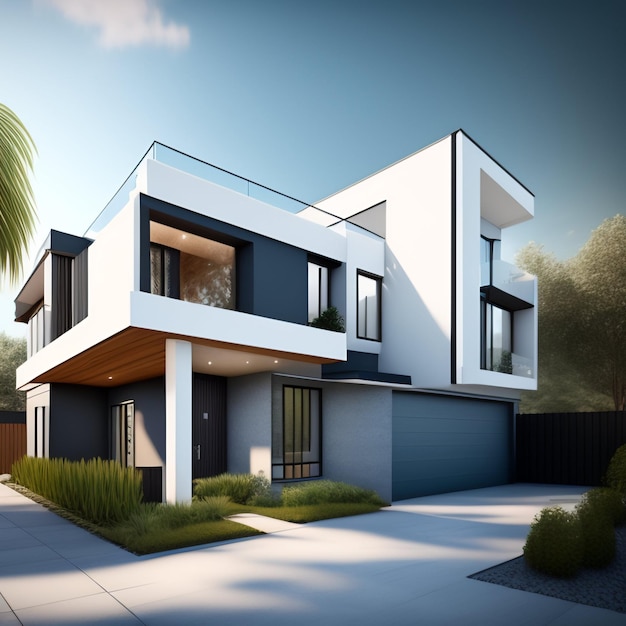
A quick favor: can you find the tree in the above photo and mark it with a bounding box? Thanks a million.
[570,215,626,409]
[0,332,26,411]
[516,216,626,412]
[0,103,37,284]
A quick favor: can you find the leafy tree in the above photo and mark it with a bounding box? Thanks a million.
[517,216,626,412]
[0,103,37,285]
[0,332,26,411]
[570,215,626,409]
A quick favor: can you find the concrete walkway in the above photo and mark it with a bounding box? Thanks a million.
[1,482,625,625]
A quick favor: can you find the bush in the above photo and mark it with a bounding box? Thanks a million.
[310,306,345,332]
[11,456,142,525]
[523,506,582,577]
[281,480,386,507]
[605,444,626,495]
[576,498,616,568]
[578,487,625,526]
[193,472,271,505]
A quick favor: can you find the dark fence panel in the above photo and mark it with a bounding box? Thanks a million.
[516,412,626,486]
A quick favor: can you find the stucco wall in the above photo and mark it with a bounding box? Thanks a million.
[322,382,393,503]
[227,372,272,477]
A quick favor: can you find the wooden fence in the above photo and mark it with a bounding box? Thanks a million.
[516,411,626,486]
[0,411,27,474]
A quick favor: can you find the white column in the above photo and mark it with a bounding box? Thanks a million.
[165,339,193,503]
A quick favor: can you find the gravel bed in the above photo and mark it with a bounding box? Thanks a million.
[470,525,626,614]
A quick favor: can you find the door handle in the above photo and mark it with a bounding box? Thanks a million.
[194,444,201,461]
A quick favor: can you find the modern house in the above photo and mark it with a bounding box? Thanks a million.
[14,130,536,504]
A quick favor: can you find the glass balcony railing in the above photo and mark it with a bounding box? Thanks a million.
[484,351,533,378]
[481,259,535,305]
[84,142,325,239]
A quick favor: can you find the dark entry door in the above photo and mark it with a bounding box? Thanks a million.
[192,374,227,480]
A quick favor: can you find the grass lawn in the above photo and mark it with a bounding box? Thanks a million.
[7,482,384,556]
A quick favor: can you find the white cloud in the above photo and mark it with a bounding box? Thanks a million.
[40,0,190,49]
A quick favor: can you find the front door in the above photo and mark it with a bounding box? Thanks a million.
[192,374,227,480]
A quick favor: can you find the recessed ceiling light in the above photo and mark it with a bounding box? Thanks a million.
[108,376,113,380]
[274,360,278,364]
[208,361,212,365]
[182,234,187,239]
[246,360,250,364]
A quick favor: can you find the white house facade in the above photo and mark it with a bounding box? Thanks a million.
[15,130,536,503]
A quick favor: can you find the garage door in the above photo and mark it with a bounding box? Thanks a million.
[392,393,514,501]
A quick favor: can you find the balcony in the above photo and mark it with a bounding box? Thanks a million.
[85,143,320,239]
[481,259,535,310]
[484,350,534,379]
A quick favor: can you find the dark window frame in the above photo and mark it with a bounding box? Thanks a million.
[480,296,514,373]
[357,270,382,341]
[307,258,331,323]
[273,385,322,481]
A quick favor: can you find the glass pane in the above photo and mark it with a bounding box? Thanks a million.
[308,263,329,322]
[308,263,319,322]
[358,273,380,340]
[180,245,235,308]
[150,246,162,295]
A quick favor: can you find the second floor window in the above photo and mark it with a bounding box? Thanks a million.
[308,261,329,323]
[481,300,512,373]
[357,271,382,341]
[150,224,236,310]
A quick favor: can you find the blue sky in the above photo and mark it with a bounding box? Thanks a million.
[1,0,624,337]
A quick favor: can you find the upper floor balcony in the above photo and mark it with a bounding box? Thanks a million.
[480,258,535,310]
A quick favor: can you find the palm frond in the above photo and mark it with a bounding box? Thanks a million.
[0,103,37,285]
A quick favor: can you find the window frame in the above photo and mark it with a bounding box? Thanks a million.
[357,270,382,341]
[272,385,322,481]
[308,259,330,323]
[481,297,514,373]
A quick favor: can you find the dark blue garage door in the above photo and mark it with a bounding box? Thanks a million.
[392,393,514,501]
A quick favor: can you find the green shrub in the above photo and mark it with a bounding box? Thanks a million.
[576,496,616,568]
[523,506,582,578]
[310,306,345,332]
[193,472,270,505]
[281,480,386,507]
[605,444,626,495]
[11,456,142,525]
[578,487,625,526]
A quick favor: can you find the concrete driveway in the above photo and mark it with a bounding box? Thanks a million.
[1,482,625,625]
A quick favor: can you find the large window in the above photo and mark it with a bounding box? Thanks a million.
[308,261,329,323]
[272,386,321,480]
[28,302,46,357]
[357,271,381,341]
[150,223,235,309]
[481,300,512,373]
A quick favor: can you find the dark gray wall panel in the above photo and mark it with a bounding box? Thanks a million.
[108,377,166,464]
[140,195,309,325]
[392,393,513,500]
[49,384,108,460]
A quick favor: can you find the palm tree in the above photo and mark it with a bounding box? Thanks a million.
[0,103,37,285]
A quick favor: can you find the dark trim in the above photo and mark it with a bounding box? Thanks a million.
[480,285,533,312]
[457,129,535,197]
[0,411,26,424]
[450,132,457,384]
[323,370,411,385]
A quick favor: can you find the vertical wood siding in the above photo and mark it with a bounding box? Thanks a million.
[0,423,26,474]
